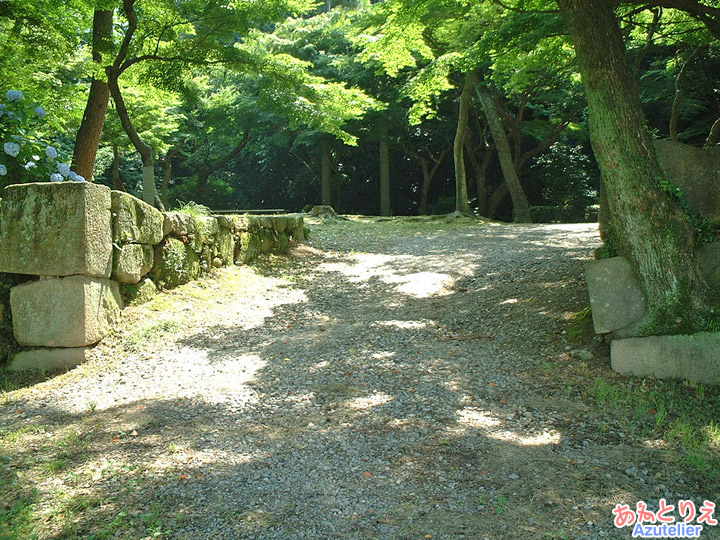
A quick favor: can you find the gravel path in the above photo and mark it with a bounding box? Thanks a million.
[1,218,713,539]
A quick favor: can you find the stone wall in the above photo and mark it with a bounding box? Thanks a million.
[0,183,305,372]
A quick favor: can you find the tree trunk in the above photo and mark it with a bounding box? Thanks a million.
[465,131,492,216]
[195,133,250,203]
[476,85,532,223]
[162,146,182,207]
[107,72,158,206]
[453,72,474,214]
[558,0,712,335]
[598,177,611,242]
[321,139,333,207]
[487,182,508,219]
[379,128,391,216]
[705,115,720,148]
[669,47,700,142]
[72,10,113,180]
[112,145,126,192]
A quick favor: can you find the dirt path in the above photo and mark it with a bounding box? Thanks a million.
[1,218,713,539]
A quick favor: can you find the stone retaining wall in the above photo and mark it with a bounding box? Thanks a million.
[0,182,305,372]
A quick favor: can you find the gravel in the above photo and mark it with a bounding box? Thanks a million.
[1,218,711,539]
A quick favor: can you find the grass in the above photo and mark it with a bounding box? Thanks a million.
[590,376,720,484]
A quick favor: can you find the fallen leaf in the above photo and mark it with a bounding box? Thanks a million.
[489,382,496,387]
[179,474,189,480]
[500,398,507,404]
[16,408,24,414]
[363,472,372,477]
[111,437,120,443]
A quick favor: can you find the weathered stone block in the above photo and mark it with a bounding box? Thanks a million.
[111,191,163,244]
[195,215,219,241]
[217,227,234,265]
[10,276,122,347]
[216,215,234,230]
[276,232,290,251]
[259,228,275,253]
[237,231,261,263]
[162,211,196,237]
[120,277,158,305]
[698,242,720,292]
[311,205,336,217]
[585,257,646,334]
[611,332,720,384]
[0,182,112,277]
[113,244,154,284]
[654,140,720,222]
[152,238,201,289]
[8,347,93,372]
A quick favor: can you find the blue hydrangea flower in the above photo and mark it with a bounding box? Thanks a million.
[25,161,37,170]
[34,106,46,118]
[58,163,70,176]
[68,171,78,181]
[75,174,86,182]
[50,173,63,182]
[3,142,20,157]
[6,90,23,102]
[0,164,6,176]
[45,146,58,159]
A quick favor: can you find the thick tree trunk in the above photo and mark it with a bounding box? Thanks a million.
[72,10,113,180]
[321,140,332,207]
[380,128,391,216]
[476,85,532,223]
[598,177,611,241]
[558,0,712,335]
[112,145,126,192]
[453,73,474,214]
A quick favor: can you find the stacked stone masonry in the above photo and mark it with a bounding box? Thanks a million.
[0,182,305,372]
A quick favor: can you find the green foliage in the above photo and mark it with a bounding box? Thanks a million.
[0,90,73,187]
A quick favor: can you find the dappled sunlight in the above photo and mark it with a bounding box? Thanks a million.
[455,407,562,447]
[346,392,394,410]
[376,320,430,330]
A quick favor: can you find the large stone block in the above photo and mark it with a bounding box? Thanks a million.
[611,332,720,384]
[10,276,122,347]
[0,182,112,277]
[195,215,219,242]
[698,242,720,292]
[152,238,201,289]
[113,243,154,284]
[8,347,93,372]
[120,277,158,306]
[217,227,234,265]
[654,140,720,222]
[111,190,164,244]
[585,257,646,334]
[162,211,196,237]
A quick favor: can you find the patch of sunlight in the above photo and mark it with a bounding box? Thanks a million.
[457,407,561,447]
[500,298,519,304]
[370,351,396,360]
[312,360,330,371]
[346,392,394,410]
[321,254,453,298]
[392,272,452,298]
[377,320,429,329]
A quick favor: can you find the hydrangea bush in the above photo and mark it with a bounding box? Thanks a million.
[0,90,85,187]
